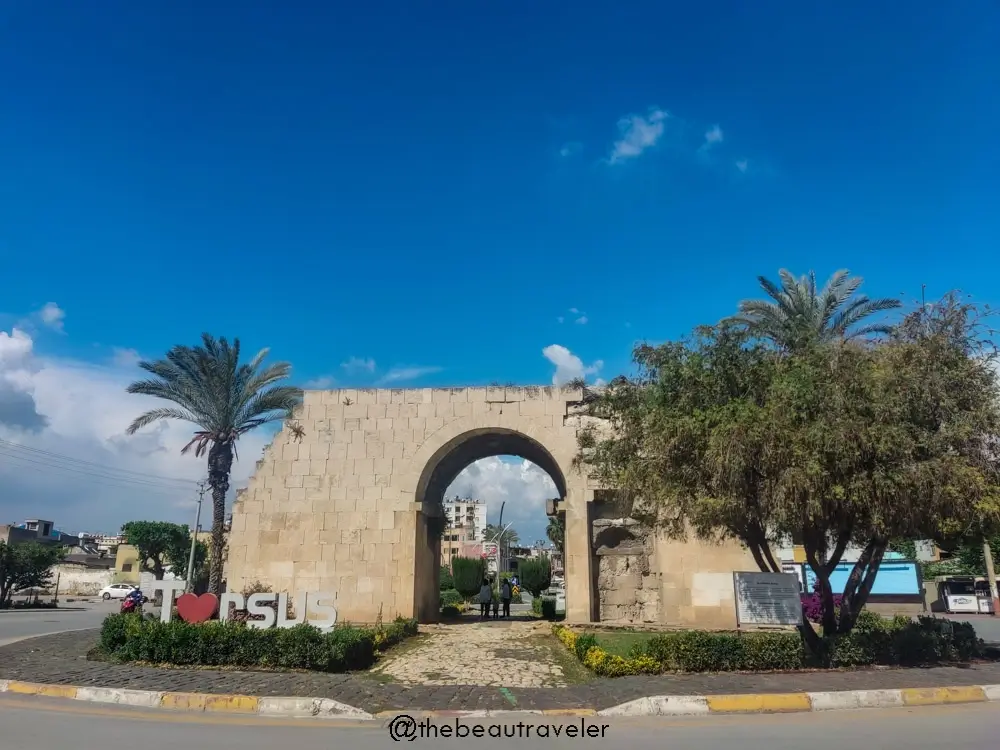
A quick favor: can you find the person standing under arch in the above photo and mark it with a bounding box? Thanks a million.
[500,577,513,618]
[478,577,492,620]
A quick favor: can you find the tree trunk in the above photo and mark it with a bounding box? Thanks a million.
[206,440,234,597]
[838,538,887,633]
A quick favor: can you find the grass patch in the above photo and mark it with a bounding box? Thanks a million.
[581,630,653,658]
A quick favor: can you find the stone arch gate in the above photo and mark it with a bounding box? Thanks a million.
[224,385,599,623]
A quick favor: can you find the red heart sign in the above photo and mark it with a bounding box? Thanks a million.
[175,593,219,623]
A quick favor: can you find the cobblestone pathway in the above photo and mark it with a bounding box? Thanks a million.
[372,619,569,687]
[4,628,1000,713]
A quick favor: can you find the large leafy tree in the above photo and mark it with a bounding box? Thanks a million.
[0,542,65,608]
[121,520,190,580]
[579,294,1000,657]
[728,269,901,351]
[125,335,302,595]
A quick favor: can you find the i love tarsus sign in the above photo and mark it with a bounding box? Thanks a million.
[148,580,337,630]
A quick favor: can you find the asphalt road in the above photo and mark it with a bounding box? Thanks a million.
[0,601,115,646]
[0,694,996,749]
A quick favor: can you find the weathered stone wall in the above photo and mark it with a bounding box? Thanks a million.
[593,518,661,624]
[224,386,595,624]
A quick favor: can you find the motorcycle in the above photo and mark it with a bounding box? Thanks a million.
[120,588,145,615]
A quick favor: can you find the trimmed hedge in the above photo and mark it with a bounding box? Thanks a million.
[98,613,417,672]
[553,612,986,676]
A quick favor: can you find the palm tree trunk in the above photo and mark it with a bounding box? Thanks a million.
[206,441,233,597]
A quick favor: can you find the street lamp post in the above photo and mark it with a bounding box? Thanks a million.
[185,482,206,593]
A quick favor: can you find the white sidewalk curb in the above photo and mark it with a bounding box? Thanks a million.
[2,680,1000,719]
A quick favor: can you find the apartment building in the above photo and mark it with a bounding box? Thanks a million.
[440,496,487,566]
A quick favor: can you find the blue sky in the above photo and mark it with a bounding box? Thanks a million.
[0,1,998,538]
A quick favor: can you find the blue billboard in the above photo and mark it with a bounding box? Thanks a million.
[804,561,921,595]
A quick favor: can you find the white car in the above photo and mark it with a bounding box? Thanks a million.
[99,583,139,601]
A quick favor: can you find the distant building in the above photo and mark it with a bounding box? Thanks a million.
[440,497,487,567]
[0,519,97,552]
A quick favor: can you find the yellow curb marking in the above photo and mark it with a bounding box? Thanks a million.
[706,693,812,713]
[160,692,208,711]
[6,681,78,699]
[204,694,260,713]
[900,686,986,706]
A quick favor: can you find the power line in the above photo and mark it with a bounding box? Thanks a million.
[0,440,202,498]
[0,438,199,487]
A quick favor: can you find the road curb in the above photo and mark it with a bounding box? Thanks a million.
[1,680,999,719]
[597,684,1000,716]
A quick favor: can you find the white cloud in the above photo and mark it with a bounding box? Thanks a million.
[574,316,588,325]
[38,303,65,332]
[341,357,376,374]
[542,344,603,385]
[378,365,443,384]
[703,124,724,148]
[568,308,580,314]
[303,376,336,389]
[111,348,142,367]
[556,316,565,324]
[735,159,749,173]
[0,326,270,533]
[445,456,558,546]
[608,108,669,164]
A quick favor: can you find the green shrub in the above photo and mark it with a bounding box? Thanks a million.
[98,613,417,672]
[451,556,486,599]
[640,630,804,672]
[519,558,552,597]
[555,614,985,677]
[439,589,463,608]
[826,614,984,668]
[439,566,454,591]
[540,596,557,620]
[531,596,543,617]
[441,605,462,618]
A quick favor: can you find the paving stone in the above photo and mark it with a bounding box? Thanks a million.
[4,628,1000,713]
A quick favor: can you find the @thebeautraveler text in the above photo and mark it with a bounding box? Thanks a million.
[387,714,610,741]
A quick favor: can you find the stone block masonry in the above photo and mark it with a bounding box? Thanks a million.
[225,386,599,624]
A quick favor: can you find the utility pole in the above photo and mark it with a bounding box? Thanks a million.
[984,539,999,615]
[185,481,206,593]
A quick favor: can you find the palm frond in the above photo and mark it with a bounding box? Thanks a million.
[125,334,302,453]
[126,407,202,435]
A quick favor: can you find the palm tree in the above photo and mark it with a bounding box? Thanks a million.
[546,514,565,555]
[728,269,901,351]
[125,334,302,595]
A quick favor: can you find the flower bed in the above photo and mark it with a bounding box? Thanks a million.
[98,613,417,673]
[553,612,986,676]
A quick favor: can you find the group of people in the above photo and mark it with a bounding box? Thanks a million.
[478,576,514,619]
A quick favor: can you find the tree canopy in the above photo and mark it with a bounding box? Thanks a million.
[579,292,1000,654]
[727,269,901,351]
[121,520,193,581]
[0,541,65,608]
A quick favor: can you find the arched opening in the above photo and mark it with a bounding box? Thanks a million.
[413,428,568,621]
